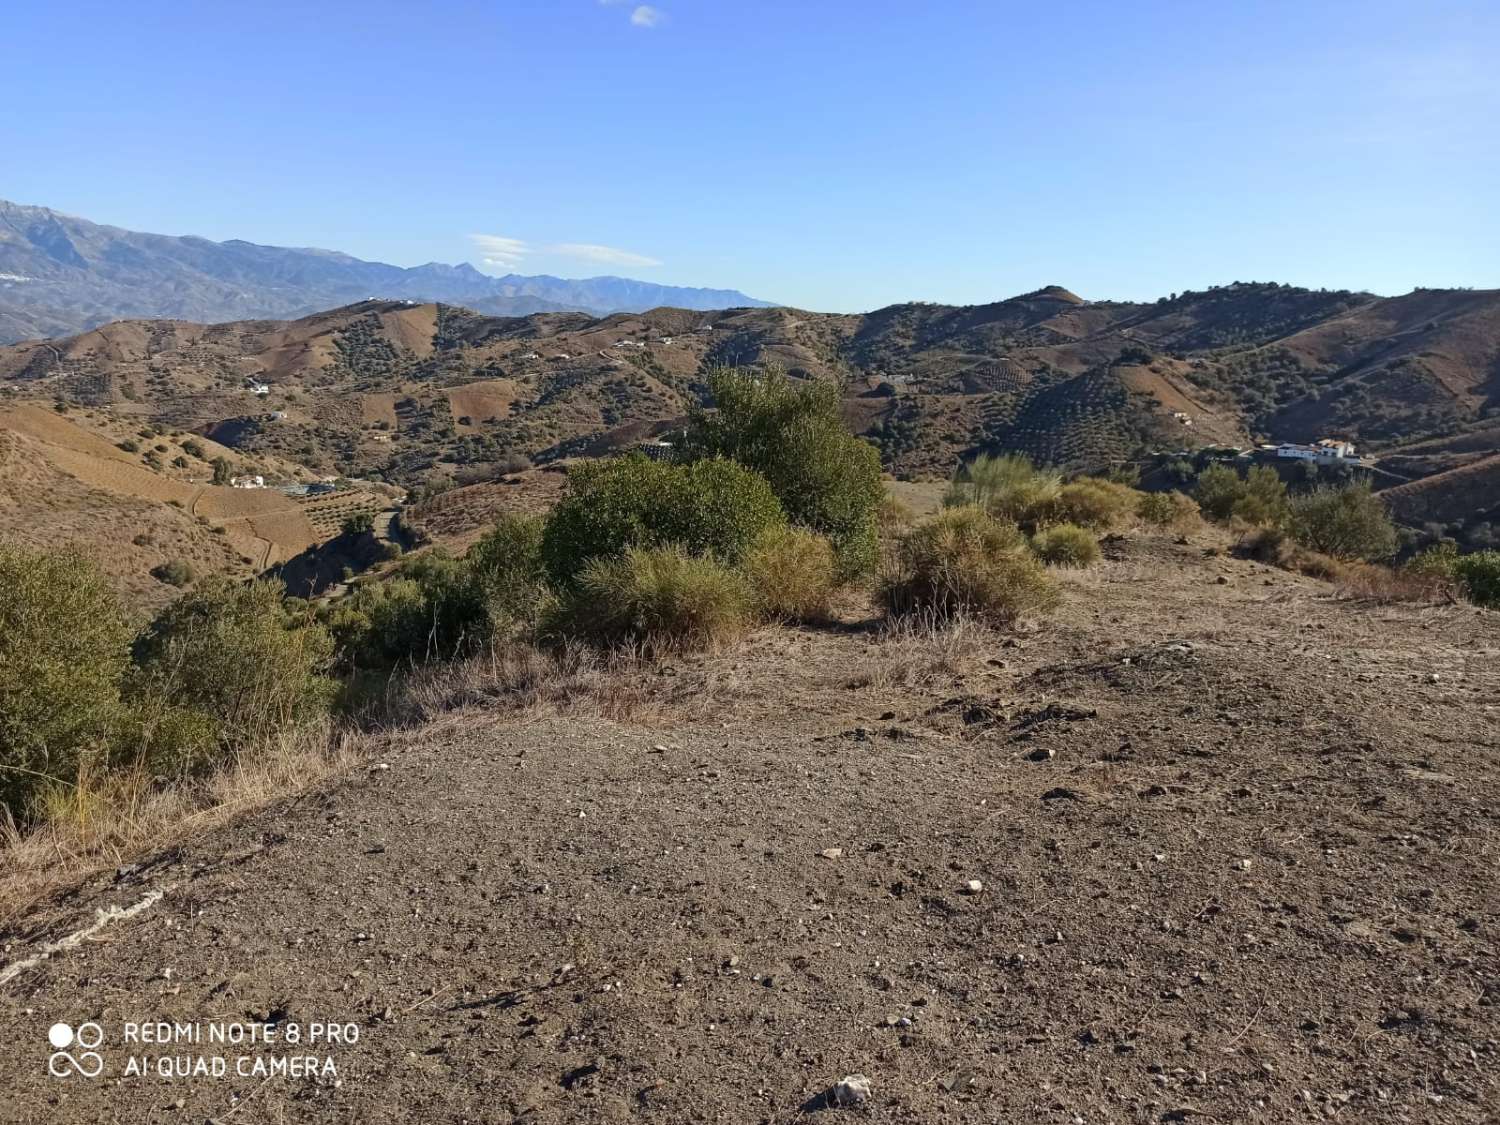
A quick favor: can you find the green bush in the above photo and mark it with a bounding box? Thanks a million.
[152,559,196,587]
[1453,551,1500,608]
[880,506,1060,626]
[1031,523,1102,567]
[1233,466,1290,527]
[678,368,884,575]
[1404,541,1460,579]
[1138,489,1198,528]
[1194,463,1245,521]
[743,526,838,622]
[0,548,132,818]
[327,523,550,668]
[541,455,785,588]
[1288,483,1398,561]
[466,514,550,637]
[1196,463,1288,526]
[211,457,233,486]
[342,511,375,536]
[552,547,753,652]
[946,453,1062,525]
[131,580,336,751]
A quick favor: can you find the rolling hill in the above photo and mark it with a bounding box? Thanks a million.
[0,198,773,343]
[3,280,1498,599]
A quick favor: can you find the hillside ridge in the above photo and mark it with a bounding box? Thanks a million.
[0,198,773,343]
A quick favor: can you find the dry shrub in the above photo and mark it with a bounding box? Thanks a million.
[1,724,356,923]
[881,506,1060,626]
[554,547,754,653]
[1049,479,1137,531]
[1332,562,1458,605]
[1031,523,1102,567]
[390,640,731,727]
[743,526,838,622]
[945,453,1062,524]
[841,610,994,691]
[1237,525,1341,579]
[1239,526,1455,602]
[391,641,657,723]
[1137,490,1200,530]
[878,492,915,534]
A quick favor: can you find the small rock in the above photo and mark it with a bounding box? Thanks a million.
[1427,673,1441,684]
[1235,858,1253,871]
[820,848,844,860]
[1216,575,1229,585]
[960,879,984,895]
[370,762,390,772]
[830,1074,872,1107]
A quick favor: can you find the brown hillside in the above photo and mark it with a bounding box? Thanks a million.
[2,284,1497,533]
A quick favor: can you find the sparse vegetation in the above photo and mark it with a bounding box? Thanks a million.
[1405,543,1500,608]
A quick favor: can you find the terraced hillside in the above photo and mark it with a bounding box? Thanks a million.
[0,402,394,607]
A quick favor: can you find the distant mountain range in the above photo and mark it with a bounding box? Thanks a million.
[0,199,773,343]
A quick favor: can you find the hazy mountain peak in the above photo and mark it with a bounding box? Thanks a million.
[0,198,774,343]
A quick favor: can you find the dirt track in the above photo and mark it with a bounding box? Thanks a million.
[2,534,1497,1123]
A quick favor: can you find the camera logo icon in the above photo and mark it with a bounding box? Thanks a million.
[47,1022,104,1078]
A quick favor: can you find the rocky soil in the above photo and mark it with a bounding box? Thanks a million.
[2,533,1497,1123]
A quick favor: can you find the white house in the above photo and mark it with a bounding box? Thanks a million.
[249,381,271,396]
[231,475,265,489]
[1275,438,1357,463]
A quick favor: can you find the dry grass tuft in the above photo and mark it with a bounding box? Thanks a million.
[0,725,359,924]
[839,610,996,692]
[389,641,725,726]
[1332,562,1459,605]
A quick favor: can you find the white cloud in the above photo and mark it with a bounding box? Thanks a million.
[630,5,663,28]
[469,233,529,269]
[552,242,663,268]
[470,233,662,271]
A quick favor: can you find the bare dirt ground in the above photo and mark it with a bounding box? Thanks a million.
[2,532,1497,1123]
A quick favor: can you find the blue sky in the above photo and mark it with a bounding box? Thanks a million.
[3,0,1496,311]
